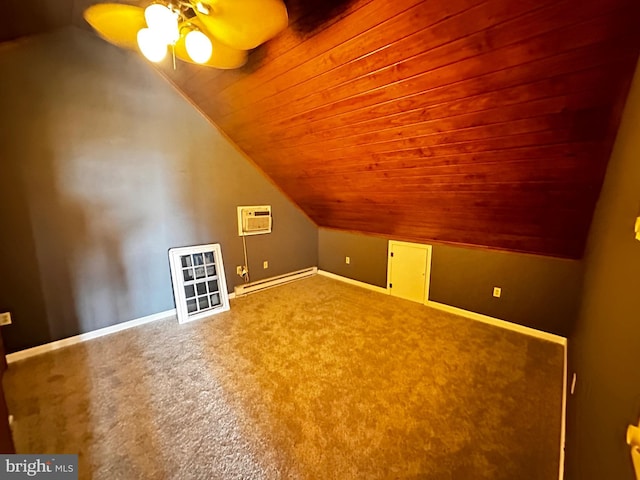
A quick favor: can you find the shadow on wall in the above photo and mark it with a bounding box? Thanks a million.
[0,29,184,474]
[1,64,131,351]
[0,30,162,352]
[0,55,83,350]
[0,145,51,351]
[1,26,318,355]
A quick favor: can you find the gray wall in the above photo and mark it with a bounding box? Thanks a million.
[0,28,317,353]
[318,229,582,336]
[318,229,388,287]
[430,245,582,336]
[566,60,640,479]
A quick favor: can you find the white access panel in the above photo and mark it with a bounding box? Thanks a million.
[387,241,432,303]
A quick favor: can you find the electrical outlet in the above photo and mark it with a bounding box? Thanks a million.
[345,256,350,264]
[263,261,269,269]
[492,287,501,298]
[0,312,12,326]
[236,266,244,277]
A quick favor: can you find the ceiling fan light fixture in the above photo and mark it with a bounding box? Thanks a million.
[137,27,168,62]
[83,0,287,69]
[144,3,179,44]
[185,30,213,64]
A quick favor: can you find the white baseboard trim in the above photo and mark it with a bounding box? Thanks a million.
[6,309,177,364]
[317,270,389,295]
[425,300,567,346]
[317,270,566,346]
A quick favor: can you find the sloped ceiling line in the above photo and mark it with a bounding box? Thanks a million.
[3,0,640,258]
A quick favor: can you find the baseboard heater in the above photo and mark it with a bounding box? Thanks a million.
[234,267,317,297]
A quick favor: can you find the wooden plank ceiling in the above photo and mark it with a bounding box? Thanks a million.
[156,0,640,259]
[4,0,640,258]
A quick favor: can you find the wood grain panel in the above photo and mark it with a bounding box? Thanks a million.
[246,92,608,156]
[21,0,630,259]
[220,0,618,120]
[279,159,603,190]
[215,0,487,116]
[219,8,635,135]
[246,110,608,169]
[234,63,626,147]
[225,36,637,141]
[278,143,601,178]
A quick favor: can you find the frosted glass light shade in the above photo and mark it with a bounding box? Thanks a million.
[185,30,213,64]
[137,28,167,62]
[83,4,147,51]
[144,4,179,44]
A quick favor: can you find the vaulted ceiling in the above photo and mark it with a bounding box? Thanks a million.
[3,0,640,258]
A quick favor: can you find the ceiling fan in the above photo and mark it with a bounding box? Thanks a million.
[83,0,288,69]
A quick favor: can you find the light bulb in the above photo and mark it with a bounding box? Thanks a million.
[195,2,209,14]
[144,4,179,44]
[137,28,167,63]
[185,30,213,64]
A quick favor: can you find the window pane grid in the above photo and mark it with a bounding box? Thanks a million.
[170,244,229,324]
[180,250,221,314]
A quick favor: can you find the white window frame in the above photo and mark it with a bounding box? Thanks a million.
[168,243,230,324]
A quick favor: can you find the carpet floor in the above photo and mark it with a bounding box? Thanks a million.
[4,275,564,479]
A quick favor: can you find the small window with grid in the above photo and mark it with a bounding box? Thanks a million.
[169,244,230,323]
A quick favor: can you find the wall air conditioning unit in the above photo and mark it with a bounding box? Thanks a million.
[237,205,272,236]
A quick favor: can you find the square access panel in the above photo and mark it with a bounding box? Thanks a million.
[169,243,230,324]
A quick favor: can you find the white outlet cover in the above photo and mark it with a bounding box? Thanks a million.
[492,287,501,298]
[0,312,12,326]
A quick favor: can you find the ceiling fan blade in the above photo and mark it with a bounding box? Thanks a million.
[83,4,146,51]
[194,0,288,51]
[175,18,248,69]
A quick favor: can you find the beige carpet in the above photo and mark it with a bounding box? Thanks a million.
[4,275,564,479]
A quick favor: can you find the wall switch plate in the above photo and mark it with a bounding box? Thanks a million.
[0,312,12,326]
[263,261,269,269]
[492,287,501,298]
[345,256,350,264]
